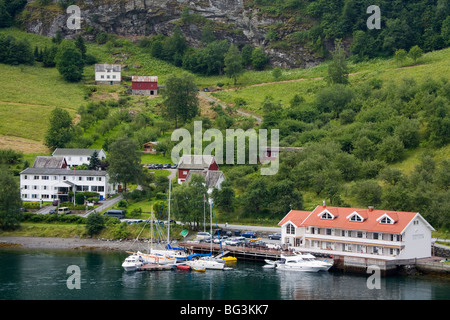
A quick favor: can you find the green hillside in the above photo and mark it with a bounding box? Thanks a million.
[0,26,448,231]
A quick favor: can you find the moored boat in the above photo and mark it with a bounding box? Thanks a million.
[264,253,333,272]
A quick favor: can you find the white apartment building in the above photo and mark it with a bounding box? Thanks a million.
[20,168,116,202]
[279,204,435,261]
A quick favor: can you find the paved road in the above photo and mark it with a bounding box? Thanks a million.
[82,194,124,217]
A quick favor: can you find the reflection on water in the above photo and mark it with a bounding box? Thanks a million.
[0,249,449,300]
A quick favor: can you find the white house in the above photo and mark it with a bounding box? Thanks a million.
[278,204,435,261]
[52,148,106,168]
[20,167,116,202]
[95,63,121,85]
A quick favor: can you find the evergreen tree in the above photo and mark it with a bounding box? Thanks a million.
[75,34,87,60]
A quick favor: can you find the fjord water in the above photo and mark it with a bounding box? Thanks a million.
[0,249,449,300]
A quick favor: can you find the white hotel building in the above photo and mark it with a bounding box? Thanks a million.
[279,204,435,262]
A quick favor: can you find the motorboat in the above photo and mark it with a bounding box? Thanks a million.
[122,254,145,272]
[264,253,333,272]
[186,256,225,270]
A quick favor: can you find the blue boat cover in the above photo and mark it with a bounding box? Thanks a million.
[166,244,186,251]
[187,253,212,260]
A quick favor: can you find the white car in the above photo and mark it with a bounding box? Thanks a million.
[225,237,245,246]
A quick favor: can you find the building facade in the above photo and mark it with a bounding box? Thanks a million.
[95,63,121,85]
[279,204,435,261]
[177,155,219,184]
[132,76,158,95]
[20,168,116,202]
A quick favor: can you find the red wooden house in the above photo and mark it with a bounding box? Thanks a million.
[132,76,158,95]
[177,155,218,184]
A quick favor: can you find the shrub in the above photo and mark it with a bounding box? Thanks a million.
[85,212,105,236]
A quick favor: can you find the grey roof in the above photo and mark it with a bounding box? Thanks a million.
[52,148,104,157]
[95,63,121,72]
[33,156,67,169]
[178,155,215,170]
[20,167,107,176]
[185,169,224,189]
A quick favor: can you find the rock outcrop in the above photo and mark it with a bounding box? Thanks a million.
[19,0,324,68]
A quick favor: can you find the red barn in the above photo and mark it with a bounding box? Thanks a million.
[132,76,158,95]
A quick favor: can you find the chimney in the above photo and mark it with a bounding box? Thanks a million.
[368,206,374,212]
[323,200,326,207]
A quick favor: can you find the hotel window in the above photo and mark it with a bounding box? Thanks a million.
[98,186,104,192]
[42,176,49,180]
[321,212,333,219]
[373,233,379,240]
[380,216,393,224]
[34,176,39,180]
[286,223,295,235]
[326,229,332,235]
[341,230,345,236]
[87,177,94,181]
[96,177,102,181]
[24,175,28,179]
[350,214,362,222]
[357,231,363,238]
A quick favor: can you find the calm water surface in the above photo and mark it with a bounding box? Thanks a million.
[0,249,449,300]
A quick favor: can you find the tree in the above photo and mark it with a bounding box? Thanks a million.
[327,39,349,85]
[55,40,84,82]
[408,45,423,64]
[224,44,243,86]
[107,137,143,192]
[211,181,235,213]
[162,73,198,128]
[352,180,382,206]
[172,174,208,230]
[0,168,22,230]
[45,107,74,149]
[85,212,105,236]
[75,34,87,60]
[251,47,268,70]
[88,150,101,170]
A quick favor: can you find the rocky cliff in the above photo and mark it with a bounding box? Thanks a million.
[19,0,324,68]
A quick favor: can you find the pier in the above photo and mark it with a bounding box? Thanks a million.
[179,242,282,262]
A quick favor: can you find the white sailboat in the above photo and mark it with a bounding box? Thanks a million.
[122,208,176,271]
[186,201,225,270]
[150,179,188,262]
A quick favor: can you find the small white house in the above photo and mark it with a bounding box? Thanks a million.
[278,204,435,261]
[95,63,121,85]
[51,148,106,168]
[20,167,116,202]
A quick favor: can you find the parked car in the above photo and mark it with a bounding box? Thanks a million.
[147,164,155,169]
[195,231,211,241]
[242,231,257,238]
[225,237,246,246]
[57,207,71,214]
[163,163,171,169]
[52,199,59,206]
[103,209,125,219]
[171,164,178,169]
[268,233,281,240]
[49,209,56,214]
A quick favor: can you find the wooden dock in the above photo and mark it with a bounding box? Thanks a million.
[179,242,282,262]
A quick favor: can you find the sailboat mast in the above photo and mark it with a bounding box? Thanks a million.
[167,179,171,246]
[210,200,212,253]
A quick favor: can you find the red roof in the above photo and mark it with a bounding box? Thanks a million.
[278,210,311,227]
[279,206,427,234]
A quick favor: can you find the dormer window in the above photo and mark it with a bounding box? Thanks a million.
[380,216,393,224]
[318,210,335,220]
[346,211,364,222]
[377,213,395,224]
[321,212,333,220]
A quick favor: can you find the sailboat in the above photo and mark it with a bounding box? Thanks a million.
[122,208,176,271]
[186,201,225,270]
[150,179,188,262]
